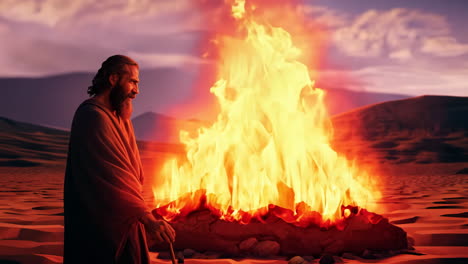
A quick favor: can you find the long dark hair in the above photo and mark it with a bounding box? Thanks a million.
[87,55,138,96]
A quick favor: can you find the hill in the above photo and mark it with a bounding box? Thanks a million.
[2,95,467,170]
[0,67,198,129]
[0,115,186,167]
[333,95,468,139]
[0,69,408,129]
[0,116,69,167]
[132,112,210,143]
[331,95,468,166]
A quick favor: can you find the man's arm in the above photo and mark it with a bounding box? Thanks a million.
[139,212,176,243]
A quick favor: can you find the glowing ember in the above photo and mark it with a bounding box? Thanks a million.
[153,0,380,228]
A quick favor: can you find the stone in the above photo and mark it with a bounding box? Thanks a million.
[341,253,355,259]
[288,256,306,264]
[239,237,258,252]
[253,240,280,257]
[182,248,196,258]
[319,238,335,248]
[191,253,205,259]
[220,245,240,258]
[346,216,372,231]
[176,251,184,263]
[333,256,343,263]
[151,208,408,257]
[319,254,335,264]
[203,251,221,259]
[361,249,377,259]
[324,240,344,255]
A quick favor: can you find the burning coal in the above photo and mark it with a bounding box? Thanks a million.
[152,0,380,228]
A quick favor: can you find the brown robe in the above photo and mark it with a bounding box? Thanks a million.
[64,98,150,264]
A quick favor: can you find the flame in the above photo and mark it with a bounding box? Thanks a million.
[153,0,380,228]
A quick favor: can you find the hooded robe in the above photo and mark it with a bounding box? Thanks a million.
[64,98,151,264]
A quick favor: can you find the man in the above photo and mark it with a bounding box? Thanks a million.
[64,55,175,263]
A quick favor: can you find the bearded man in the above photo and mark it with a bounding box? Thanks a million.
[64,55,175,264]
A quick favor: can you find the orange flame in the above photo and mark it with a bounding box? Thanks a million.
[153,0,380,228]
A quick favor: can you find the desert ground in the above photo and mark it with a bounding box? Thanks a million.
[1,96,467,264]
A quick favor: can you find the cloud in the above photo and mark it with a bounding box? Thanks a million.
[307,6,468,96]
[128,51,210,69]
[332,8,468,59]
[0,0,197,30]
[421,36,468,57]
[298,5,349,28]
[389,49,412,60]
[0,0,208,76]
[349,64,468,96]
[0,30,111,76]
[316,69,366,91]
[0,28,207,77]
[0,21,8,33]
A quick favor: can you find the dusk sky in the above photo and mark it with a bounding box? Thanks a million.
[1,0,467,97]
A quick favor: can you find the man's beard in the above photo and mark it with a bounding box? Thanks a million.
[109,82,133,120]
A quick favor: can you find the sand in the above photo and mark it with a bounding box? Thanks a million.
[1,162,467,264]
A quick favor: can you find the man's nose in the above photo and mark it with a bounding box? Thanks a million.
[133,85,139,95]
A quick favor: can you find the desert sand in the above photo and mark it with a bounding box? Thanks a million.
[1,163,467,264]
[1,96,467,263]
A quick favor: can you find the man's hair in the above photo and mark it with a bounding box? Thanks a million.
[87,55,139,96]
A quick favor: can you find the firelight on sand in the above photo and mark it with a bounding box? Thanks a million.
[153,0,380,228]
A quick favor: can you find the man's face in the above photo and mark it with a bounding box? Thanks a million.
[109,65,139,120]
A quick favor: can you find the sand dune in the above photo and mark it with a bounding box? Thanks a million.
[0,117,69,167]
[1,95,467,263]
[331,96,468,170]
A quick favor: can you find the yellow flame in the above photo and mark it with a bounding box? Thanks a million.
[153,1,380,225]
[231,0,246,19]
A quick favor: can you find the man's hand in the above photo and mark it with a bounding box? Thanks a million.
[140,213,176,243]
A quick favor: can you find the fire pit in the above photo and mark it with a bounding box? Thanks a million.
[150,0,408,259]
[150,202,407,258]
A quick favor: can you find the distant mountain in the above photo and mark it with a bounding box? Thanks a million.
[132,112,210,143]
[4,95,466,167]
[332,95,468,139]
[0,67,197,129]
[0,115,187,167]
[331,95,468,165]
[324,88,408,116]
[0,73,91,130]
[0,68,409,129]
[0,116,69,167]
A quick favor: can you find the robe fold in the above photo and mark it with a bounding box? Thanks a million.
[64,98,151,264]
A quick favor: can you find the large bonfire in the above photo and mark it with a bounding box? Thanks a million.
[152,0,380,229]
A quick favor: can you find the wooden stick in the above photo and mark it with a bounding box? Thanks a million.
[169,242,177,264]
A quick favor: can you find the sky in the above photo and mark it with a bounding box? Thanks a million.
[1,0,467,97]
